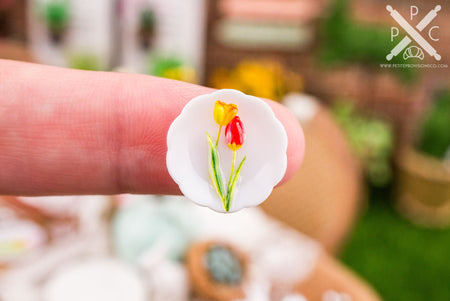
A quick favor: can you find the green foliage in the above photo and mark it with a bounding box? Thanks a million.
[333,101,393,187]
[342,199,450,301]
[151,56,184,77]
[44,1,69,32]
[148,55,196,82]
[68,54,101,71]
[319,0,417,82]
[416,90,450,159]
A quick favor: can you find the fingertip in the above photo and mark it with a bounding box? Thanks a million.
[265,100,305,186]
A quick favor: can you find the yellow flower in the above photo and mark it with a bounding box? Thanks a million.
[213,101,238,126]
[209,60,304,102]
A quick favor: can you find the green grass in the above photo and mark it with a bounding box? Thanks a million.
[340,193,450,301]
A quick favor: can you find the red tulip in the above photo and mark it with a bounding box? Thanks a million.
[225,116,245,151]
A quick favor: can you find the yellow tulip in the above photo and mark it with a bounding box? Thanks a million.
[213,101,238,126]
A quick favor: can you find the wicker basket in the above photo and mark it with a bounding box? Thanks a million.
[396,147,450,228]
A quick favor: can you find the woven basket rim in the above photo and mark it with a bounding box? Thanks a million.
[396,146,450,182]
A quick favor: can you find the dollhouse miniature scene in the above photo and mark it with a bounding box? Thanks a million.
[1,0,449,300]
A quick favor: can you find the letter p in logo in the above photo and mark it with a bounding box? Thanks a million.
[410,6,419,20]
[391,27,399,41]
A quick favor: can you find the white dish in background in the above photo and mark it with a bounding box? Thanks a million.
[42,258,146,301]
[166,89,288,213]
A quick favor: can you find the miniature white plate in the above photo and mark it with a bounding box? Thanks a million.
[166,89,287,213]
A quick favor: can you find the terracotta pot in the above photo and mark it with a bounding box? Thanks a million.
[396,147,450,227]
[186,241,247,301]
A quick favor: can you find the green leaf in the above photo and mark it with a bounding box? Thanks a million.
[225,156,246,211]
[206,133,226,209]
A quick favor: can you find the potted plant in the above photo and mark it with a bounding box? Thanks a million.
[43,0,70,44]
[396,89,450,227]
[138,8,156,50]
[332,102,393,188]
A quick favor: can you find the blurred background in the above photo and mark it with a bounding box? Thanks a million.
[1,0,449,300]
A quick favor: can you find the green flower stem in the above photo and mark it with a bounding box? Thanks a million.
[227,150,236,193]
[216,126,222,146]
[208,128,246,212]
[207,133,226,210]
[225,156,246,211]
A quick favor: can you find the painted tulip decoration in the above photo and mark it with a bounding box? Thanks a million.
[213,101,238,145]
[207,101,246,212]
[225,116,244,150]
[166,89,288,213]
